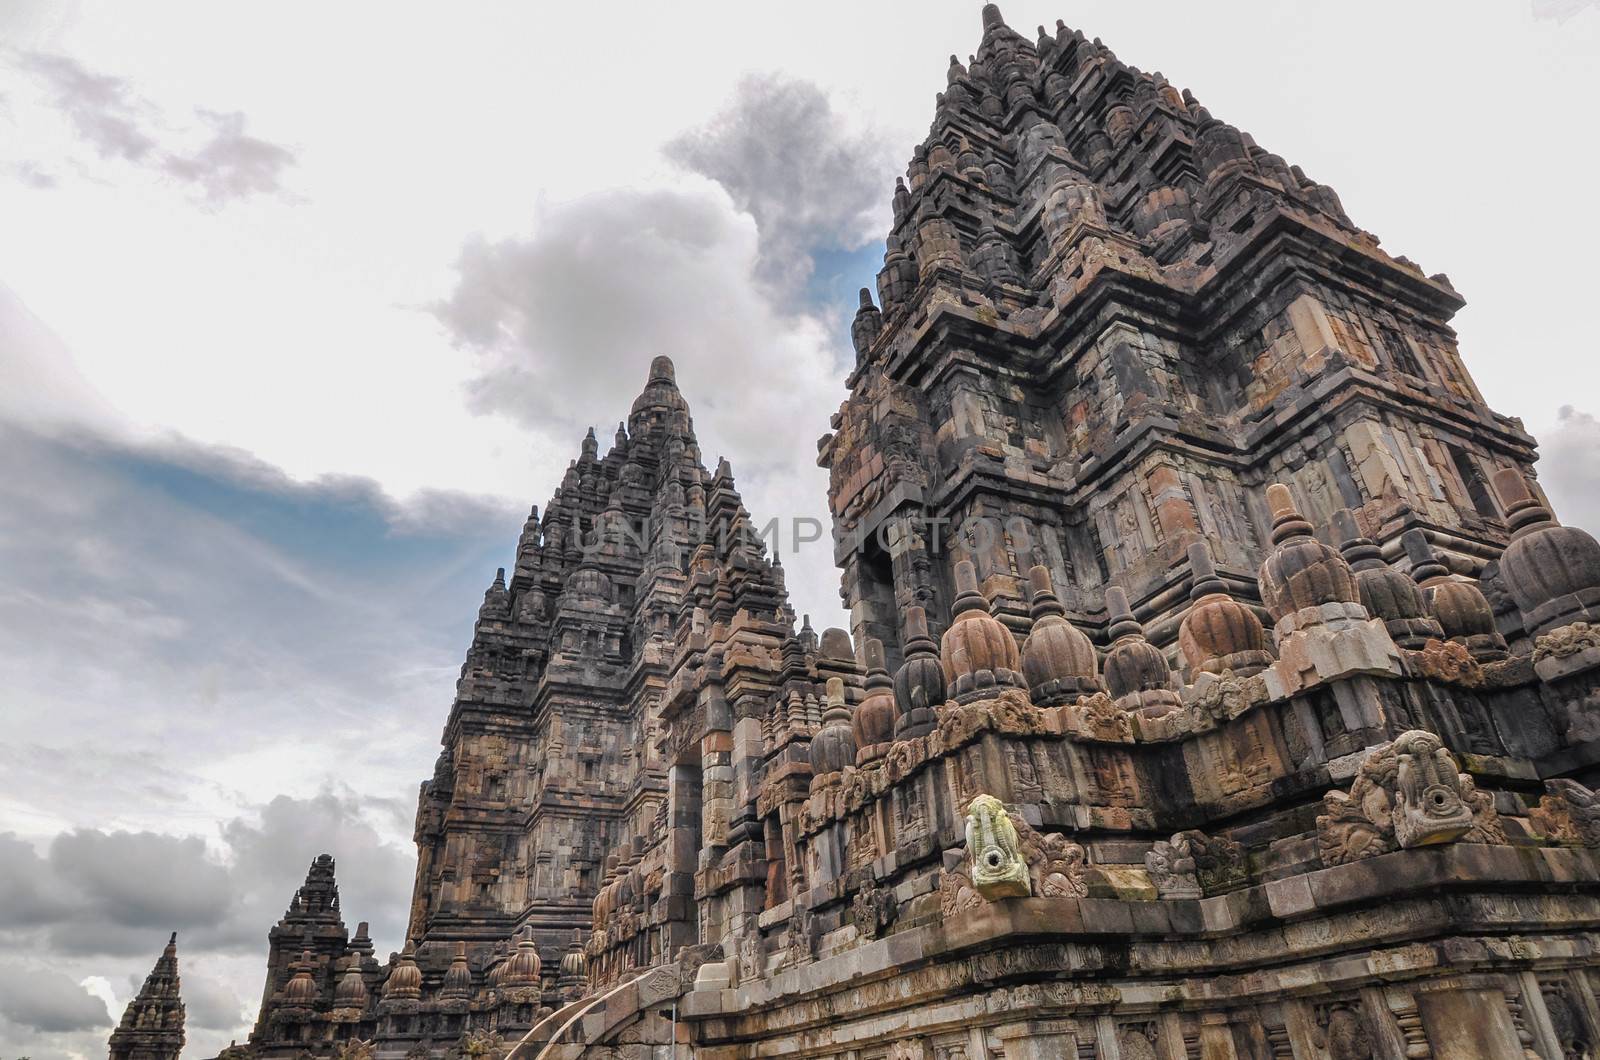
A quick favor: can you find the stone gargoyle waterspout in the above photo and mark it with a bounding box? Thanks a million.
[965,793,1031,899]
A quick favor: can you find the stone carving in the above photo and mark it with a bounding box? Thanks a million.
[1145,835,1202,899]
[1535,622,1600,665]
[779,906,818,967]
[1191,669,1269,722]
[1541,979,1595,1060]
[1413,637,1482,686]
[964,794,1031,899]
[935,686,1050,750]
[736,931,765,984]
[852,880,899,939]
[637,964,682,1007]
[887,1039,931,1060]
[1006,813,1089,898]
[935,698,990,750]
[1312,1001,1375,1060]
[938,862,984,919]
[1146,829,1245,897]
[885,736,927,786]
[675,942,722,989]
[1031,831,1089,899]
[1460,774,1508,846]
[1317,730,1477,865]
[450,1030,505,1060]
[1531,779,1600,846]
[1118,1022,1160,1060]
[1069,691,1134,741]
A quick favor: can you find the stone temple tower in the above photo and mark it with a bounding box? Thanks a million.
[822,3,1543,666]
[230,356,839,1056]
[220,7,1600,1060]
[108,933,185,1060]
[405,356,780,962]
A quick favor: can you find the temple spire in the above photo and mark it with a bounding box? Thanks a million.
[108,933,185,1060]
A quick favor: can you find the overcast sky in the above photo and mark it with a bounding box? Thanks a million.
[2,2,1598,1057]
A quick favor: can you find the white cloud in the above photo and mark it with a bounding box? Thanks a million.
[434,181,847,620]
[1538,406,1600,536]
[161,107,297,206]
[21,50,156,162]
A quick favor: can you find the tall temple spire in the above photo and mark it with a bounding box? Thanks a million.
[823,0,1535,661]
[108,933,185,1060]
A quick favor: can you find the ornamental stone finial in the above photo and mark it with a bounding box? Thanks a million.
[893,606,943,740]
[1492,468,1600,638]
[1020,565,1101,705]
[940,560,1024,701]
[1179,540,1274,678]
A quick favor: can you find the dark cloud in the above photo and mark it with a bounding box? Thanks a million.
[0,834,75,926]
[664,73,894,288]
[221,791,417,955]
[1539,406,1600,535]
[0,962,112,1033]
[16,51,296,204]
[0,791,413,962]
[45,832,234,955]
[0,827,231,958]
[122,427,521,538]
[0,791,409,1054]
[182,971,248,1031]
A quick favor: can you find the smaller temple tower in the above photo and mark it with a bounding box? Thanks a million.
[108,932,185,1060]
[246,854,369,1052]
